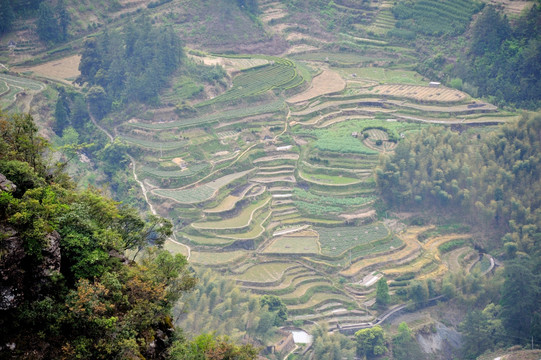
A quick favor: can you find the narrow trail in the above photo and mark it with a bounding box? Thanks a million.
[273,105,290,142]
[88,110,114,142]
[88,108,192,260]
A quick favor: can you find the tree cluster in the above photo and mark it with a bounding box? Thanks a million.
[376,115,541,254]
[36,0,70,43]
[0,112,258,359]
[453,5,541,108]
[77,16,184,117]
[376,115,541,355]
[175,269,283,345]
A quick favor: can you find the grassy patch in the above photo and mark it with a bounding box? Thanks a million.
[297,170,361,185]
[216,210,271,240]
[233,262,297,283]
[190,250,247,265]
[192,196,270,230]
[263,236,320,254]
[141,163,208,179]
[336,67,426,85]
[317,223,389,256]
[129,100,285,130]
[153,169,253,204]
[438,238,470,253]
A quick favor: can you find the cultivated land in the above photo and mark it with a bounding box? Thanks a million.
[0,0,520,354]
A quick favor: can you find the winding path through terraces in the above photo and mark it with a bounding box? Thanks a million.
[88,110,192,259]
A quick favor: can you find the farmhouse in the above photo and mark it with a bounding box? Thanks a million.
[429,81,441,87]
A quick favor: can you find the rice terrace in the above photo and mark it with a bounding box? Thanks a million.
[1,0,537,358]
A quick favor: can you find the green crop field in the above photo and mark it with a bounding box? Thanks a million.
[391,0,482,36]
[190,250,247,265]
[198,57,304,106]
[119,136,187,150]
[298,170,361,185]
[300,118,424,154]
[129,100,285,130]
[141,163,208,179]
[263,235,320,254]
[216,210,271,240]
[0,74,45,108]
[287,292,355,313]
[0,74,45,91]
[154,185,216,204]
[317,223,390,256]
[192,196,270,230]
[335,67,426,85]
[181,232,233,246]
[291,52,383,65]
[233,262,297,283]
[163,239,190,257]
[153,169,253,203]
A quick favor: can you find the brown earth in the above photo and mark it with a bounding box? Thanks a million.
[287,69,346,103]
[15,55,81,84]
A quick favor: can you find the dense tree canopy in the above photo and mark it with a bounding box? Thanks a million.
[0,112,258,359]
[77,16,184,110]
[454,4,541,108]
[377,115,541,353]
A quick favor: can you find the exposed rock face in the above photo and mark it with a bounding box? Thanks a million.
[0,227,25,310]
[416,322,462,360]
[0,173,16,193]
[0,172,61,310]
[0,227,61,310]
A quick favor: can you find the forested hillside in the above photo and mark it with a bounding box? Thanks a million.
[376,114,541,358]
[376,114,541,254]
[0,112,258,359]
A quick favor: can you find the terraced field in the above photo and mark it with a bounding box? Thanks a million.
[0,74,45,111]
[98,16,509,339]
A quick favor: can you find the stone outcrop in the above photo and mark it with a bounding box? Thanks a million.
[0,173,16,193]
[0,172,61,310]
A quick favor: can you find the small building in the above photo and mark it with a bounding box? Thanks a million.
[429,81,441,87]
[352,132,358,138]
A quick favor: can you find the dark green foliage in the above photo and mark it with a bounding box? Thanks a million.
[454,5,541,108]
[391,0,482,37]
[54,88,70,136]
[235,0,259,14]
[500,261,540,344]
[438,239,469,253]
[147,0,172,9]
[376,115,541,254]
[376,115,541,350]
[0,112,48,177]
[354,326,387,359]
[77,17,184,109]
[0,0,15,34]
[408,281,428,309]
[36,0,69,43]
[311,325,356,359]
[375,277,390,307]
[392,322,425,360]
[261,294,288,325]
[0,113,202,359]
[169,333,259,360]
[459,304,505,359]
[86,85,111,120]
[175,269,279,345]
